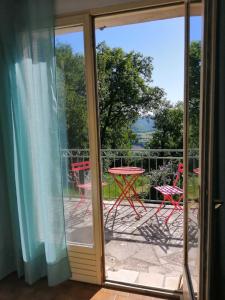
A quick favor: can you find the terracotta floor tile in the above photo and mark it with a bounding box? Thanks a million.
[91,290,116,300]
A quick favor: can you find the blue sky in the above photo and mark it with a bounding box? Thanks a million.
[56,16,202,104]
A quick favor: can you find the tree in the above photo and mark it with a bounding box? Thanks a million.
[145,41,201,150]
[96,42,165,148]
[188,41,201,148]
[56,42,165,149]
[56,44,89,149]
[146,101,183,149]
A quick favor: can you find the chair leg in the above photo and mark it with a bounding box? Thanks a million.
[164,195,183,223]
[74,190,86,210]
[155,195,167,214]
[103,201,106,209]
[153,194,183,224]
[164,206,177,224]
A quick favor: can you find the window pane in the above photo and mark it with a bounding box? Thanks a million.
[187,1,203,294]
[56,28,94,246]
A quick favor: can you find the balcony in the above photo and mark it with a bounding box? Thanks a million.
[62,149,199,290]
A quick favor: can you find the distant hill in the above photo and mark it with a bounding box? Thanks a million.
[131,116,155,133]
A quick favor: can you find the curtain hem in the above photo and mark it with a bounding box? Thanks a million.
[24,254,71,286]
[47,256,71,286]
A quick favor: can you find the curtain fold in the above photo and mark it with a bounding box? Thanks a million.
[0,0,71,286]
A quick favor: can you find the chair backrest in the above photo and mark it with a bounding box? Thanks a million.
[173,163,183,187]
[71,161,90,172]
[71,161,90,186]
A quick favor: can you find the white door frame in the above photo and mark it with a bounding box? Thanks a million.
[56,14,105,285]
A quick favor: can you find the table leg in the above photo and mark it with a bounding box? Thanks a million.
[108,174,133,213]
[122,175,147,211]
[108,174,142,218]
[118,175,143,217]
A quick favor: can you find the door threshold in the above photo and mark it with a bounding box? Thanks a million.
[104,280,182,299]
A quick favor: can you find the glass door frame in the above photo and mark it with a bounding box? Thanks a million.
[55,1,189,293]
[183,0,217,299]
[183,1,199,298]
[55,14,105,285]
[93,6,186,298]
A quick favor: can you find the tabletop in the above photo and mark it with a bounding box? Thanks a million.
[108,166,145,175]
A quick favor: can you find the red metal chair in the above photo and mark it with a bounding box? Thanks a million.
[71,161,106,209]
[153,163,183,223]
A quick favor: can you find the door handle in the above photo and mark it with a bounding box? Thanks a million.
[214,199,223,209]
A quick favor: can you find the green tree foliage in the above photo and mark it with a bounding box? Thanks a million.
[56,43,88,149]
[189,41,201,148]
[96,42,165,148]
[146,41,201,150]
[146,101,183,149]
[56,40,200,150]
[56,42,165,149]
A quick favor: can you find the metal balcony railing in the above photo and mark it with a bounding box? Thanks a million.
[61,148,199,203]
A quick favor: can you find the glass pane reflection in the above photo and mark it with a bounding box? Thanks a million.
[56,28,94,246]
[187,0,202,294]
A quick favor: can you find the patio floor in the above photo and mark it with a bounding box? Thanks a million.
[64,198,198,291]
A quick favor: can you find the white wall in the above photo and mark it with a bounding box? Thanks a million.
[55,0,144,15]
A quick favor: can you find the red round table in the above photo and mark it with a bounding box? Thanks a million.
[108,167,146,218]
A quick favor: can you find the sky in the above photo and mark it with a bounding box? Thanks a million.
[56,16,202,104]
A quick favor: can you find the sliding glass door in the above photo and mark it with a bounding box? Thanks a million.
[55,16,104,285]
[183,0,203,299]
[54,1,215,297]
